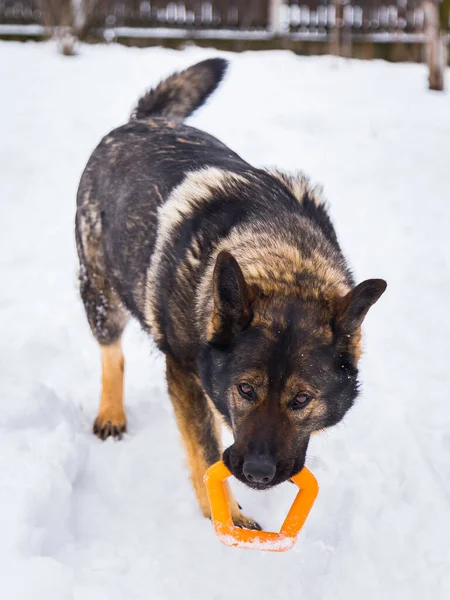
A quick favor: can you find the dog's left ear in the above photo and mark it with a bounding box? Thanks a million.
[208,251,253,344]
[334,279,387,335]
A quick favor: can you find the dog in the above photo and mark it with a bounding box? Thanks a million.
[75,58,386,529]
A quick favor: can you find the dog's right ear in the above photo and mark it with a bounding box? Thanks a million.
[334,279,387,335]
[208,251,253,344]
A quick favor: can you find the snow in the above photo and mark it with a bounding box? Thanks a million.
[1,40,449,599]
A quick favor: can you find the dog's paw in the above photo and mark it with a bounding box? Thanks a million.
[232,512,262,531]
[93,412,127,440]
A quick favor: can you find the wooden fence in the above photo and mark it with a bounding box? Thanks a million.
[286,0,425,37]
[0,0,436,38]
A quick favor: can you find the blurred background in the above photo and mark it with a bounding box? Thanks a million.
[0,0,449,88]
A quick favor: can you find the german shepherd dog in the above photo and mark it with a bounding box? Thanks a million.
[76,58,386,529]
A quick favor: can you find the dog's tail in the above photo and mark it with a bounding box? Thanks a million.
[130,58,228,123]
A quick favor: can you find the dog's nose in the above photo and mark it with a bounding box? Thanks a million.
[243,458,276,484]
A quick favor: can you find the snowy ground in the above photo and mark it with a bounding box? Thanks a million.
[1,41,449,600]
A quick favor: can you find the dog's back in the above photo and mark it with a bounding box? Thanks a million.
[76,59,236,327]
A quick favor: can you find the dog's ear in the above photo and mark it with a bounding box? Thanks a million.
[208,251,253,344]
[334,279,387,335]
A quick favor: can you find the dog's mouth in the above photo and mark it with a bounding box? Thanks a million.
[222,446,296,491]
[239,478,276,491]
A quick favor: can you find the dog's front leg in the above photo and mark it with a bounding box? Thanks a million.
[166,356,260,530]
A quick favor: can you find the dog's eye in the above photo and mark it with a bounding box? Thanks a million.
[291,393,312,409]
[237,383,257,400]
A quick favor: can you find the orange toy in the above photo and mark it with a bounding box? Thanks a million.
[204,460,319,552]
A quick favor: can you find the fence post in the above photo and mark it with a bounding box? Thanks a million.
[269,0,284,34]
[424,0,448,91]
[342,0,353,57]
[330,0,342,56]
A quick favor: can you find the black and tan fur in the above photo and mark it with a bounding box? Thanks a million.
[76,58,386,529]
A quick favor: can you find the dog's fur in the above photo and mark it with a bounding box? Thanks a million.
[76,58,386,529]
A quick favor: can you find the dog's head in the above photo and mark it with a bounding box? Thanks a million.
[198,251,386,490]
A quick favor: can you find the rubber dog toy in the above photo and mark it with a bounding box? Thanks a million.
[204,460,319,552]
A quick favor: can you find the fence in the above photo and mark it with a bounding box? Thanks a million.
[0,1,447,88]
[0,0,436,39]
